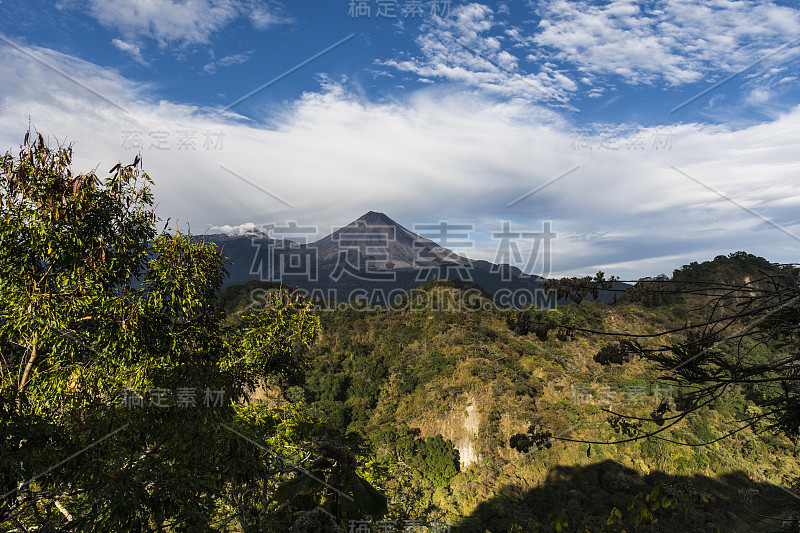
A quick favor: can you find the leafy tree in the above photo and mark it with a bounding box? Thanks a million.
[506,305,576,341]
[594,341,635,365]
[274,441,388,525]
[618,274,672,307]
[543,271,618,304]
[0,131,156,401]
[416,435,459,488]
[525,254,800,523]
[0,130,327,531]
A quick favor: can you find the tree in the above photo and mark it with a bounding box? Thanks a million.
[510,254,800,525]
[618,274,672,307]
[506,305,576,341]
[635,255,800,440]
[0,130,156,401]
[274,441,388,526]
[415,435,460,488]
[519,252,800,468]
[594,341,634,365]
[543,271,618,304]
[0,129,327,531]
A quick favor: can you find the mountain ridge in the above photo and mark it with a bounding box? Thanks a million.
[200,211,622,303]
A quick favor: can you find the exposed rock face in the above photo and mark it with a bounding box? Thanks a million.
[455,438,479,468]
[457,404,481,467]
[425,401,481,469]
[451,403,481,468]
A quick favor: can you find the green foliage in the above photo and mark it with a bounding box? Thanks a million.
[371,426,459,489]
[201,248,800,532]
[594,341,635,365]
[672,251,779,286]
[543,271,618,304]
[0,129,362,532]
[416,435,460,488]
[274,441,388,524]
[618,274,674,307]
[634,255,800,439]
[7,130,799,533]
[506,305,577,341]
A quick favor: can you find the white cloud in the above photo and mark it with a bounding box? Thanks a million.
[86,0,289,48]
[209,222,264,233]
[249,6,286,29]
[2,41,799,280]
[532,0,800,86]
[203,51,252,74]
[382,3,578,103]
[745,86,772,105]
[111,38,146,65]
[384,0,800,107]
[218,52,251,67]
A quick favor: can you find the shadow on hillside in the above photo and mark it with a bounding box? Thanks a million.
[454,460,799,533]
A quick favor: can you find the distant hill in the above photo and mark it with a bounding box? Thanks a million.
[619,251,798,309]
[201,211,626,305]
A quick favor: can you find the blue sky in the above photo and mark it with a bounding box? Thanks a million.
[1,0,799,279]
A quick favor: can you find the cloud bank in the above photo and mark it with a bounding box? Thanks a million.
[1,38,798,280]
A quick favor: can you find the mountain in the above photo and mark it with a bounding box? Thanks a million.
[310,211,467,269]
[201,212,624,305]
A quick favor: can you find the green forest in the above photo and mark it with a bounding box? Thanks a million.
[3,132,800,532]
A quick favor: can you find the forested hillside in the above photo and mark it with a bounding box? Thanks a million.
[218,253,800,532]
